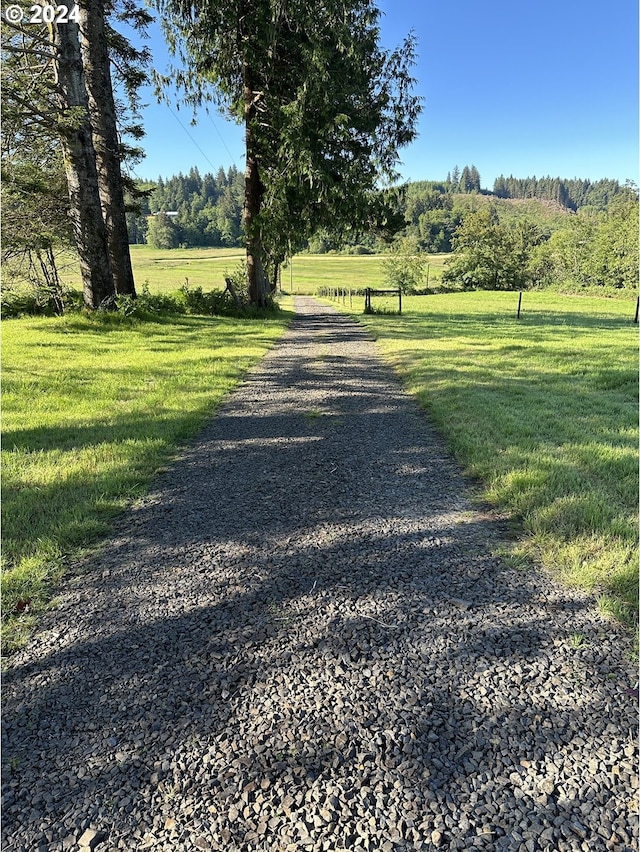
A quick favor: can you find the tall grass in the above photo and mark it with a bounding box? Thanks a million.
[1,309,291,652]
[334,290,638,625]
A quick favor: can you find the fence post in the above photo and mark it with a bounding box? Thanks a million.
[635,297,639,324]
[398,287,402,315]
[517,291,523,320]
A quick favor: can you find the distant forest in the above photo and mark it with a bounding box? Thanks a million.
[127,166,244,248]
[492,174,627,210]
[129,164,635,256]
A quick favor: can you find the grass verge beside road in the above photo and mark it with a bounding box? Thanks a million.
[1,309,291,654]
[330,290,639,626]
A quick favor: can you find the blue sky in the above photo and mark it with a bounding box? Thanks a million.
[131,0,639,190]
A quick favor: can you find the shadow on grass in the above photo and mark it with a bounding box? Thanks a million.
[358,309,636,343]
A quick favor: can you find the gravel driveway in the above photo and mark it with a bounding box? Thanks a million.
[2,296,637,852]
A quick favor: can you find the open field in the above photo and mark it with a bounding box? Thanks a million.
[323,289,639,625]
[53,246,246,294]
[1,309,291,652]
[284,252,448,294]
[52,247,449,296]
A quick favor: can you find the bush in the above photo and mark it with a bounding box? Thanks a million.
[1,282,76,318]
[382,237,429,293]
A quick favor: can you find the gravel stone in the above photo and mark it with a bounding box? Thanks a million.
[2,297,638,852]
[78,828,105,849]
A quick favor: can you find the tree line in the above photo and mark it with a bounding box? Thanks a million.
[133,164,634,259]
[492,175,627,211]
[126,166,245,248]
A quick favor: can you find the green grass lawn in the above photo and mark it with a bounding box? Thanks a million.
[129,246,246,293]
[127,248,448,296]
[326,289,638,625]
[284,252,448,294]
[1,308,291,653]
[54,246,247,294]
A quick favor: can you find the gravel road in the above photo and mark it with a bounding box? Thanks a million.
[2,296,637,852]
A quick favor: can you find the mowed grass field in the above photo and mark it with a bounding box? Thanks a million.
[56,246,449,295]
[324,288,639,625]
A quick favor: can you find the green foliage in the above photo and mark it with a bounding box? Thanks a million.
[160,0,421,282]
[459,164,481,193]
[146,211,180,249]
[382,237,429,292]
[1,277,71,319]
[1,118,74,313]
[119,270,274,319]
[442,208,543,290]
[493,174,633,211]
[132,166,244,249]
[530,196,639,292]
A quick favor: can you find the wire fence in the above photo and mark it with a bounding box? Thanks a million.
[318,286,402,314]
[318,286,639,323]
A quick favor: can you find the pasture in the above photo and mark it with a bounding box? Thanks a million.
[53,246,449,296]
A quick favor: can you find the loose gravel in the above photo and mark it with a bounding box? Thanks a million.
[2,296,638,852]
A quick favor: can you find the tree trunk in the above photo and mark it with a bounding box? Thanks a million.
[79,0,136,297]
[243,68,269,308]
[51,20,115,309]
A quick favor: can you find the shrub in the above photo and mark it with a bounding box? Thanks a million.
[382,237,429,293]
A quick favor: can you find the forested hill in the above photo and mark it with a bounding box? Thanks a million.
[492,175,629,210]
[129,166,634,251]
[127,166,244,247]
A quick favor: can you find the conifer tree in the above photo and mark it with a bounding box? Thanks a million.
[159,0,421,306]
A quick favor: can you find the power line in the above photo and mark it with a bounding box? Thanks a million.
[205,109,241,166]
[165,103,219,171]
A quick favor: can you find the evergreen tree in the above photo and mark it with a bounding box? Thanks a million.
[160,0,421,306]
[2,4,149,308]
[147,211,180,248]
[80,0,138,297]
[51,18,116,308]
